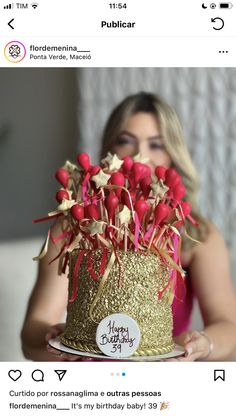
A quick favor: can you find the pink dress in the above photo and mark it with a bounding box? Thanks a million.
[172,274,194,337]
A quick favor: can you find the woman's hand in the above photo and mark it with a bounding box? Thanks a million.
[163,331,213,362]
[46,323,95,361]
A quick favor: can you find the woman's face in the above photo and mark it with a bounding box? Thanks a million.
[112,112,172,172]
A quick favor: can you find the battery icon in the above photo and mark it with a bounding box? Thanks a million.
[219,2,233,7]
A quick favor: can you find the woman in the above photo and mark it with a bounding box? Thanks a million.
[21,92,236,361]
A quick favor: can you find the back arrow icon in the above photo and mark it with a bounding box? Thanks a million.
[211,17,224,30]
[8,18,14,29]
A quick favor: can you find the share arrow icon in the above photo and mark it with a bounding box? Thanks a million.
[54,370,67,381]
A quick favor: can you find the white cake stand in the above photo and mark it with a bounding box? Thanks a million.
[49,336,185,361]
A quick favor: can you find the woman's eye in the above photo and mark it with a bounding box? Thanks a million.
[149,143,164,150]
[116,137,132,146]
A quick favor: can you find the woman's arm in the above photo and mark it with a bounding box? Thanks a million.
[21,223,69,361]
[181,222,236,361]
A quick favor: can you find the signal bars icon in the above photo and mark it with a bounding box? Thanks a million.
[4,2,39,9]
[4,3,14,8]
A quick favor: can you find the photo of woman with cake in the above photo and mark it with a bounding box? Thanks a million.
[20,90,236,362]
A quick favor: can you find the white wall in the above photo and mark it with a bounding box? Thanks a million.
[0,69,78,240]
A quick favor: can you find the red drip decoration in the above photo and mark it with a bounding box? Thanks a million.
[87,248,108,281]
[113,246,122,288]
[158,276,172,300]
[175,271,186,303]
[82,172,91,205]
[48,244,66,265]
[50,230,73,244]
[69,250,86,303]
[151,243,175,300]
[62,234,74,274]
[33,213,62,223]
[152,243,169,269]
[100,248,108,275]
[143,223,155,241]
[87,250,99,281]
[134,212,140,250]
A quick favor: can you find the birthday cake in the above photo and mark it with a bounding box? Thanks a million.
[34,152,194,357]
[62,249,173,355]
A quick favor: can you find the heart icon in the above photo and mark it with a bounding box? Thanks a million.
[8,370,22,381]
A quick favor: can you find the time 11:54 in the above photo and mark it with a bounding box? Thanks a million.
[109,3,127,8]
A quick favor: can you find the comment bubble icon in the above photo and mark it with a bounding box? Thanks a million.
[32,369,44,382]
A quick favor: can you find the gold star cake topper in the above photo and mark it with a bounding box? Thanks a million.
[102,152,123,171]
[63,160,79,172]
[91,169,111,188]
[57,198,75,212]
[133,153,150,164]
[151,179,169,198]
[86,219,105,236]
[117,205,131,225]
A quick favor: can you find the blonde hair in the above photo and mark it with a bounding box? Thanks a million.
[100,92,208,246]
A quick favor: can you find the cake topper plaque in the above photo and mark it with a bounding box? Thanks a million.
[96,313,141,358]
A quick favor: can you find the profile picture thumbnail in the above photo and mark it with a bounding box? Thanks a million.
[4,40,26,63]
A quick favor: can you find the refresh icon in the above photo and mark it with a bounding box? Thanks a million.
[211,17,224,30]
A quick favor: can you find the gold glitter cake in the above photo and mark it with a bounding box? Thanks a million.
[61,249,174,356]
[34,152,195,358]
